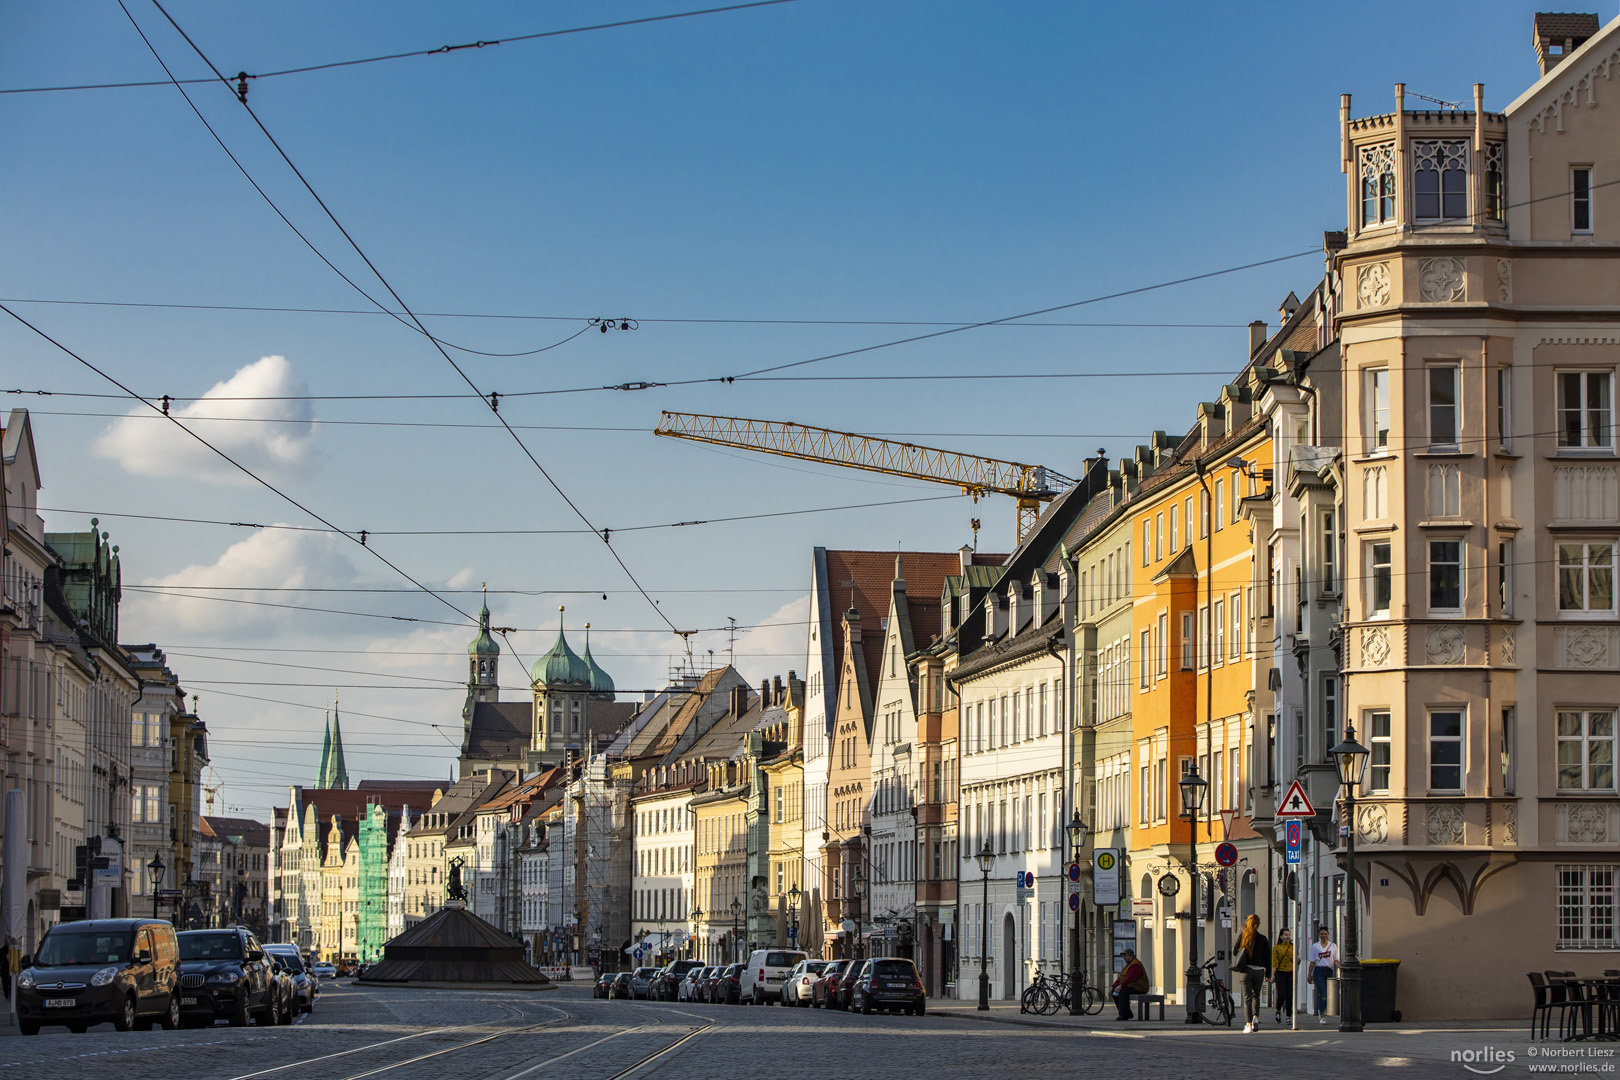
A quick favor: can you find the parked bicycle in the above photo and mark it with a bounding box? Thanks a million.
[1197,958,1235,1027]
[1019,969,1102,1016]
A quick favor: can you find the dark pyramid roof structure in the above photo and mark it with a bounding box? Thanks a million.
[361,904,553,989]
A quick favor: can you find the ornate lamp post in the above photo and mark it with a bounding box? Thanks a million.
[729,896,742,964]
[1178,768,1208,1024]
[147,854,166,920]
[975,842,993,1011]
[690,906,703,962]
[788,883,801,949]
[852,869,865,961]
[1067,814,1090,1016]
[1330,724,1371,1033]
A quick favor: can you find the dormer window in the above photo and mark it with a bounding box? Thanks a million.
[1413,140,1468,222]
[1359,142,1396,227]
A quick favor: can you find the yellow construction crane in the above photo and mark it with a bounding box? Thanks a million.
[654,411,1074,543]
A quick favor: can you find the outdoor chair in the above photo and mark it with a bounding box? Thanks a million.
[1528,972,1581,1040]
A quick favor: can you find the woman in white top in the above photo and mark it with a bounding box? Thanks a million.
[1306,927,1340,1023]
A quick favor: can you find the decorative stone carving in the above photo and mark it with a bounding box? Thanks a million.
[1357,262,1391,309]
[1558,626,1618,669]
[1500,625,1517,666]
[1426,803,1465,846]
[1419,257,1467,302]
[1503,803,1518,846]
[1568,803,1609,845]
[1357,804,1388,845]
[1426,625,1466,665]
[1361,626,1391,667]
[1496,258,1512,303]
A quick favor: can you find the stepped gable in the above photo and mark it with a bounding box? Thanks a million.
[362,905,553,988]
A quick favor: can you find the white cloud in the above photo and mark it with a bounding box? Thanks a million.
[93,355,315,484]
[731,593,811,686]
[446,567,478,590]
[128,527,364,635]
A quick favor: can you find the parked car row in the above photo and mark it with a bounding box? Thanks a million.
[12,919,325,1036]
[596,952,926,1016]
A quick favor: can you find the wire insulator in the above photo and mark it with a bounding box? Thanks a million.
[235,72,249,103]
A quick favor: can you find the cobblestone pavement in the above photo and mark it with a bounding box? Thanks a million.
[0,980,1526,1078]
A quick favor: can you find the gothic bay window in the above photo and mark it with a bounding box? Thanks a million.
[1359,142,1396,227]
[1559,542,1617,616]
[1428,540,1463,613]
[1413,140,1468,222]
[1366,540,1392,617]
[1573,167,1594,234]
[1428,365,1459,449]
[1557,371,1613,450]
[1485,142,1506,222]
[1429,709,1465,792]
[1557,710,1616,792]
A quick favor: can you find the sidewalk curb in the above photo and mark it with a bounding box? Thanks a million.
[931,1008,1147,1036]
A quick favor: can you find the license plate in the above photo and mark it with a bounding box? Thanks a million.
[181,997,198,1005]
[44,998,76,1009]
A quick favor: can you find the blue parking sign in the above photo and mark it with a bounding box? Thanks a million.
[1285,820,1302,865]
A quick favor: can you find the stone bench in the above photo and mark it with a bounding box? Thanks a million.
[1133,994,1166,1021]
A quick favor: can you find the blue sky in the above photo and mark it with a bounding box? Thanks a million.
[0,1,1578,812]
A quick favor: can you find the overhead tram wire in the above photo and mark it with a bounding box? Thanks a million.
[143,0,681,637]
[0,305,474,631]
[2,0,800,94]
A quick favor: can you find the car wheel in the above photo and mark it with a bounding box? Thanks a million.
[279,994,294,1025]
[67,1024,86,1034]
[162,995,182,1030]
[114,993,138,1032]
[860,993,873,1016]
[19,1022,38,1037]
[916,999,927,1016]
[751,988,761,1006]
[255,996,277,1026]
[229,990,251,1027]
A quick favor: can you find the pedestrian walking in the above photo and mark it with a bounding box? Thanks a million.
[1270,928,1294,1024]
[1110,948,1149,1020]
[1307,926,1340,1023]
[1231,914,1271,1033]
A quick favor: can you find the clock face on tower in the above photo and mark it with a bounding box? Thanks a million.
[1156,874,1181,897]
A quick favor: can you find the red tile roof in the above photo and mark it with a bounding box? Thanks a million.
[823,550,968,698]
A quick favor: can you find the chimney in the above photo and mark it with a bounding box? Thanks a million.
[1534,12,1598,75]
[773,675,783,704]
[760,679,771,708]
[959,544,973,575]
[1248,321,1268,356]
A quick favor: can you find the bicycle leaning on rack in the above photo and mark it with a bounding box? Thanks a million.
[1019,969,1103,1016]
[1197,958,1236,1027]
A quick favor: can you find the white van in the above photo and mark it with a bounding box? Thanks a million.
[743,948,807,1005]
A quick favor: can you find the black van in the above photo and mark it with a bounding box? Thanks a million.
[16,918,181,1034]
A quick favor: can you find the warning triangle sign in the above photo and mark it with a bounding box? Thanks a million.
[1274,779,1316,818]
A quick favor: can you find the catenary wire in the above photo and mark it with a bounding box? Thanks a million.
[145,0,681,636]
[0,1,800,94]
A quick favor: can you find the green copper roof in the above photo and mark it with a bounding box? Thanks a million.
[581,624,614,696]
[530,613,592,687]
[468,592,499,657]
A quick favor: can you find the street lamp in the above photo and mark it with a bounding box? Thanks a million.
[975,842,993,1011]
[1330,724,1371,1034]
[690,906,702,961]
[147,854,166,920]
[1066,814,1090,1016]
[1178,768,1208,1024]
[729,896,742,964]
[788,883,801,949]
[852,868,865,961]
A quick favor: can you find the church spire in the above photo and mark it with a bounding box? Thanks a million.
[318,695,350,789]
[317,713,332,787]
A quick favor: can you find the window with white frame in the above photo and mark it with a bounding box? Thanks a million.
[1429,540,1463,613]
[1573,167,1594,234]
[1429,709,1465,792]
[1322,676,1338,759]
[1199,489,1210,538]
[1359,142,1396,227]
[1142,521,1150,566]
[1367,710,1392,793]
[1557,371,1612,450]
[1212,599,1225,665]
[1367,540,1392,617]
[1558,864,1618,949]
[1496,367,1513,452]
[1498,539,1514,617]
[1139,630,1152,690]
[1557,710,1616,792]
[1412,140,1468,221]
[1169,504,1179,554]
[1365,369,1390,452]
[1155,513,1164,561]
[1156,613,1169,677]
[1559,541,1617,615]
[1215,480,1226,531]
[1229,593,1242,660]
[1180,612,1195,671]
[1485,142,1506,222]
[1198,606,1210,668]
[1428,365,1459,449]
[1321,512,1337,594]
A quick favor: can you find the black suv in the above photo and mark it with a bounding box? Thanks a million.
[176,928,278,1027]
[654,959,703,1001]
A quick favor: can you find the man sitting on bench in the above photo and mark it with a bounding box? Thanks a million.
[1112,949,1150,1019]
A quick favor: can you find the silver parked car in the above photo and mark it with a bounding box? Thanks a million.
[782,959,830,1006]
[629,967,659,999]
